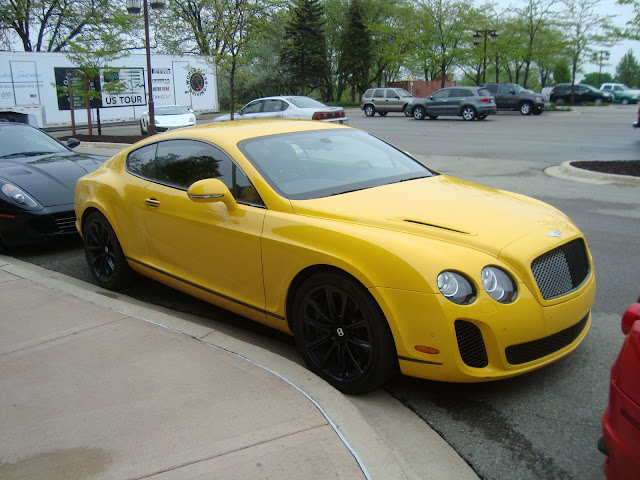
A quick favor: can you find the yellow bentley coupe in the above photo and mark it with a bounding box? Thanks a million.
[75,120,595,393]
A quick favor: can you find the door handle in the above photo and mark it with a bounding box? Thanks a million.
[145,198,160,208]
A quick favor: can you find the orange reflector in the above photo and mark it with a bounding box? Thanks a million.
[0,214,16,219]
[415,346,439,355]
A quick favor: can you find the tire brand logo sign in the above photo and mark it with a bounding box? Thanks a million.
[187,71,207,96]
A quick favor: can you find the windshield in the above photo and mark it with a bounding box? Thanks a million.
[239,129,435,200]
[286,97,327,108]
[155,106,190,115]
[397,88,412,97]
[0,125,69,158]
[513,85,526,93]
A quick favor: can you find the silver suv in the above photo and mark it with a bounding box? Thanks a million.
[360,87,414,117]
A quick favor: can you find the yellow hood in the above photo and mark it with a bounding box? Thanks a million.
[290,175,579,258]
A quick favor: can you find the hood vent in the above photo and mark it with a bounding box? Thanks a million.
[403,219,471,235]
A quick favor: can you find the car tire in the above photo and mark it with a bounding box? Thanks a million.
[413,106,426,120]
[292,271,398,394]
[140,120,147,135]
[364,105,376,117]
[594,98,603,105]
[379,111,388,116]
[428,115,438,120]
[83,212,134,290]
[520,101,533,115]
[461,106,476,121]
[621,98,630,105]
[404,105,412,117]
[477,114,487,120]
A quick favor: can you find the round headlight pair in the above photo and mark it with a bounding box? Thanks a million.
[437,267,517,305]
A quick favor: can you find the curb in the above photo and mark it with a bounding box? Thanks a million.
[545,161,640,187]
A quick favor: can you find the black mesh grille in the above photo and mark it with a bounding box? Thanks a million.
[531,239,590,300]
[455,320,488,368]
[32,213,77,235]
[505,313,589,365]
[54,215,77,233]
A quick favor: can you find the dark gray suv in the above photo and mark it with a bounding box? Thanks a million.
[481,83,545,115]
[407,87,497,121]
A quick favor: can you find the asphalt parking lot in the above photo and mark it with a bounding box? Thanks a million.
[25,105,640,479]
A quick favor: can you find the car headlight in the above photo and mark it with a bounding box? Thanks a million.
[1,183,40,209]
[536,96,543,102]
[437,271,476,305]
[190,115,196,123]
[481,266,517,303]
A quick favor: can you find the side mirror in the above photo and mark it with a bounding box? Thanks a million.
[187,178,238,210]
[188,108,194,113]
[509,89,516,95]
[67,138,80,149]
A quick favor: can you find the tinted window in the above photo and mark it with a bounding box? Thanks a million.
[241,101,262,114]
[155,140,232,190]
[498,84,514,94]
[155,106,189,115]
[484,84,498,93]
[263,99,287,112]
[386,90,400,99]
[431,90,450,99]
[373,89,385,98]
[287,97,326,108]
[363,90,373,98]
[127,143,157,178]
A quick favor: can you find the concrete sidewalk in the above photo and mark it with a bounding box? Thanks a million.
[0,256,479,480]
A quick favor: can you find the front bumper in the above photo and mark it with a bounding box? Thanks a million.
[0,204,78,247]
[155,122,196,132]
[371,270,595,383]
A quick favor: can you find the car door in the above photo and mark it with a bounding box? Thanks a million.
[261,99,286,119]
[371,88,386,112]
[384,89,403,112]
[236,99,263,119]
[139,139,267,312]
[498,84,517,109]
[445,88,471,114]
[425,89,451,114]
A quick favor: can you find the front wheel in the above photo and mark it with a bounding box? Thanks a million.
[413,105,427,120]
[83,212,133,290]
[520,101,533,115]
[461,106,476,121]
[594,98,603,105]
[364,105,376,117]
[140,120,148,135]
[477,114,487,120]
[292,271,398,394]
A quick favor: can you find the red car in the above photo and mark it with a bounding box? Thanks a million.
[599,297,640,479]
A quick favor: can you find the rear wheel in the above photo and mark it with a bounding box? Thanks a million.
[621,97,630,105]
[404,105,412,117]
[461,106,476,121]
[140,120,147,135]
[364,105,376,117]
[378,111,388,116]
[428,115,438,120]
[292,271,397,394]
[83,212,133,290]
[594,98,603,105]
[413,105,427,120]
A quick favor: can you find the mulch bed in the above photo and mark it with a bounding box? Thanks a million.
[60,135,640,178]
[571,160,640,178]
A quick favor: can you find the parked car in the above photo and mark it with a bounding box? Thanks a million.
[598,296,640,480]
[140,105,196,134]
[599,83,640,104]
[360,87,414,117]
[482,83,545,115]
[550,84,614,105]
[213,96,348,124]
[75,119,595,393]
[0,122,104,247]
[407,86,497,121]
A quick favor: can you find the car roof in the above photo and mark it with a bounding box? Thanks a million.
[129,119,349,151]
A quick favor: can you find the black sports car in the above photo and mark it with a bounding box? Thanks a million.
[0,122,106,247]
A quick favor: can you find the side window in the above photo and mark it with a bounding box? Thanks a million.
[263,99,285,112]
[498,85,512,94]
[386,90,400,99]
[235,167,264,206]
[363,90,373,99]
[127,143,157,179]
[603,85,612,91]
[613,86,622,92]
[485,84,498,93]
[155,140,232,190]
[431,90,450,99]
[373,89,385,98]
[241,100,262,114]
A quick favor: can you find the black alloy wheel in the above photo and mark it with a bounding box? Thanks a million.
[83,212,133,290]
[292,272,397,394]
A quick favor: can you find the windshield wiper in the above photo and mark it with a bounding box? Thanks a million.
[0,151,58,159]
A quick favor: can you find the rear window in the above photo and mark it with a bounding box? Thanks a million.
[478,88,491,96]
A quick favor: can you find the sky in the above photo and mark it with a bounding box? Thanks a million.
[492,0,639,77]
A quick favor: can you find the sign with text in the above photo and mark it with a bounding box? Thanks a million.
[54,68,100,110]
[100,68,146,107]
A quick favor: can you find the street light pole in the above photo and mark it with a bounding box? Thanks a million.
[592,50,610,86]
[474,30,498,84]
[127,0,165,134]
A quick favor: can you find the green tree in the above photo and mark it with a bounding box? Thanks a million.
[552,59,572,82]
[581,71,613,85]
[615,0,640,40]
[0,0,135,52]
[281,0,329,95]
[338,0,371,102]
[616,49,640,86]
